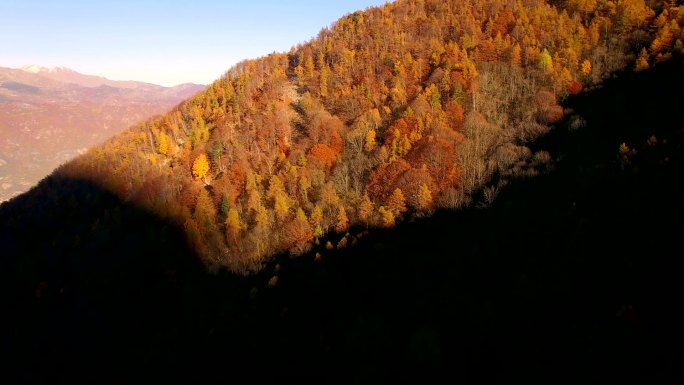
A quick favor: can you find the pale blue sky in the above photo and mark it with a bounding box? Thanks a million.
[0,0,389,86]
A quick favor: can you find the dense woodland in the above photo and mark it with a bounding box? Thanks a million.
[1,0,684,383]
[43,0,681,272]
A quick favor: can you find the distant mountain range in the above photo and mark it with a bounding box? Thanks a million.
[0,65,204,201]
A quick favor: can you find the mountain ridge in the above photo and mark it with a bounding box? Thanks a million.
[0,65,205,201]
[3,64,204,92]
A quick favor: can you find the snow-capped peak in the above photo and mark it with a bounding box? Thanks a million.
[21,64,45,73]
[20,64,70,74]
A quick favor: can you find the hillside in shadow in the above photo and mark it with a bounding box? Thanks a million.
[1,60,683,383]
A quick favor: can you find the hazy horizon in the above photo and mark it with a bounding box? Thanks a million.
[1,0,389,87]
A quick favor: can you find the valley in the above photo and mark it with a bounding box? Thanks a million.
[0,65,204,201]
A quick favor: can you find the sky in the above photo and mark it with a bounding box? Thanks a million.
[0,0,389,86]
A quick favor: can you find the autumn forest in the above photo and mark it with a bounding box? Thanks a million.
[38,0,679,272]
[1,0,683,382]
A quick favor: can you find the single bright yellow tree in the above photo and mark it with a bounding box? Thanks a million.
[538,48,553,72]
[378,206,395,228]
[158,132,170,156]
[192,154,210,184]
[364,129,377,152]
[581,59,591,76]
[417,183,433,212]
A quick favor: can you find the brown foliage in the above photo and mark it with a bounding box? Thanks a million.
[395,167,437,209]
[282,216,313,255]
[367,159,411,201]
[408,138,460,191]
[541,105,565,124]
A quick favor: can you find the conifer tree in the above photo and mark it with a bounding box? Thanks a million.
[358,193,374,227]
[387,188,407,217]
[335,206,349,233]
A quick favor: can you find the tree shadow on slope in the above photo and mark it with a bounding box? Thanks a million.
[0,176,212,384]
[1,59,683,384]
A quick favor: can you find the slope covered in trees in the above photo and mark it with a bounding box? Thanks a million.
[1,56,683,384]
[46,0,681,272]
[2,0,684,382]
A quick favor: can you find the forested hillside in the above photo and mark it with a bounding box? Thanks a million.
[42,0,680,271]
[2,56,683,385]
[1,0,683,383]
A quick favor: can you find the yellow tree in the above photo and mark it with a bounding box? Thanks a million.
[252,203,271,257]
[387,188,407,217]
[190,105,209,147]
[194,188,216,231]
[358,192,374,227]
[303,54,315,81]
[266,175,285,203]
[417,183,433,212]
[247,189,263,218]
[158,131,170,156]
[274,193,290,222]
[225,207,241,244]
[635,48,649,72]
[309,205,324,239]
[378,206,395,228]
[364,129,377,152]
[538,49,553,73]
[255,204,269,229]
[310,205,323,228]
[580,59,592,77]
[192,154,210,184]
[335,206,349,233]
[317,52,330,96]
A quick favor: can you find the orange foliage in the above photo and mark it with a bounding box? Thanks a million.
[227,162,246,202]
[308,143,338,169]
[567,80,583,96]
[475,39,498,62]
[329,128,344,153]
[445,101,465,131]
